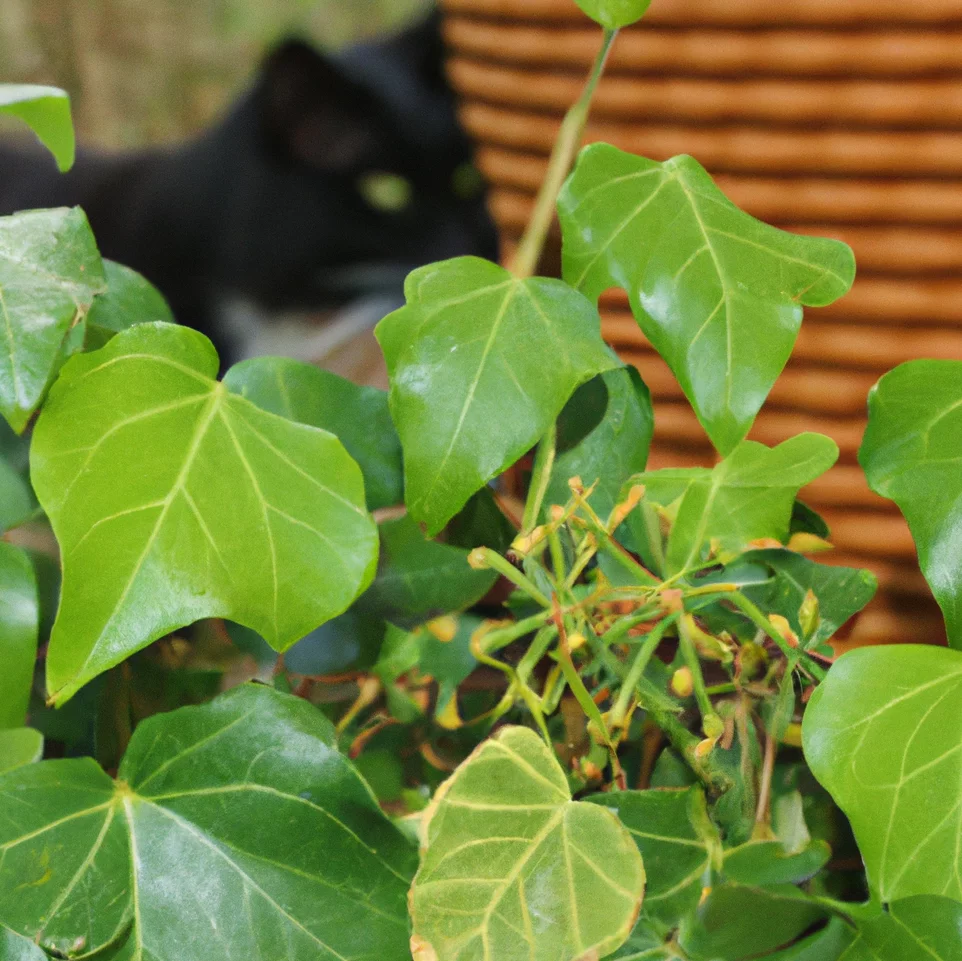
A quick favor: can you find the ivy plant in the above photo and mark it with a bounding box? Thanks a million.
[1,2,961,958]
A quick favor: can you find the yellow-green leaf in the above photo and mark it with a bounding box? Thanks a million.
[410,726,645,961]
[32,323,378,704]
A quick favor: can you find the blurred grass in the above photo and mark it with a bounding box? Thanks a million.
[0,0,432,147]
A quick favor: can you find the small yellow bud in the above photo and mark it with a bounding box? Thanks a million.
[798,589,820,640]
[426,616,458,643]
[671,667,694,698]
[467,547,490,570]
[768,613,798,647]
[567,632,587,652]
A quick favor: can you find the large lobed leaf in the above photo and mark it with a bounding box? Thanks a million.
[804,645,962,904]
[0,684,417,960]
[410,725,645,961]
[630,435,838,576]
[0,207,105,433]
[559,145,855,454]
[377,257,617,535]
[0,84,74,171]
[31,323,378,703]
[860,360,962,648]
[224,356,403,511]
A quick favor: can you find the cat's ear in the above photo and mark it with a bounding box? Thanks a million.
[259,38,380,171]
[386,10,449,94]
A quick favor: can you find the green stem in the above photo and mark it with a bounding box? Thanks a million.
[474,548,552,608]
[522,422,557,533]
[724,591,827,681]
[678,615,715,721]
[643,699,733,797]
[611,613,679,726]
[601,606,664,647]
[509,28,618,279]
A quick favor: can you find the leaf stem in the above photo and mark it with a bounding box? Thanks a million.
[610,613,679,727]
[509,28,618,279]
[522,422,557,533]
[678,614,715,721]
[724,591,827,682]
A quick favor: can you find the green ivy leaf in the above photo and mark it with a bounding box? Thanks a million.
[631,435,838,576]
[587,787,719,926]
[224,356,403,511]
[803,645,962,903]
[741,549,877,647]
[573,0,652,29]
[446,486,517,555]
[0,543,38,730]
[559,146,855,453]
[839,897,962,960]
[0,207,106,433]
[756,918,856,961]
[545,366,653,522]
[410,725,645,961]
[364,514,496,627]
[0,924,49,961]
[0,84,75,171]
[0,456,33,533]
[83,260,175,350]
[722,839,830,888]
[678,883,826,961]
[377,257,617,535]
[0,728,43,775]
[0,684,417,959]
[860,360,962,648]
[31,323,378,704]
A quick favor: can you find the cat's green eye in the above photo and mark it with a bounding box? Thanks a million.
[358,171,413,214]
[452,162,484,200]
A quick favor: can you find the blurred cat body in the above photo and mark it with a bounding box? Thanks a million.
[0,12,498,364]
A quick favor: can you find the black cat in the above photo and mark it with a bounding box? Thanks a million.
[0,12,499,362]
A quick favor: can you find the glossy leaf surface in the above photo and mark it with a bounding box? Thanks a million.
[0,84,74,171]
[634,435,838,575]
[804,645,962,903]
[0,729,43,775]
[411,726,644,961]
[225,356,403,511]
[0,207,105,432]
[741,549,877,647]
[588,787,718,925]
[32,324,378,703]
[860,360,962,647]
[559,146,855,453]
[841,897,962,961]
[0,543,38,730]
[573,0,653,29]
[0,457,32,532]
[364,514,496,627]
[722,838,830,887]
[545,367,653,522]
[377,257,616,535]
[0,684,416,959]
[0,925,48,961]
[83,261,175,349]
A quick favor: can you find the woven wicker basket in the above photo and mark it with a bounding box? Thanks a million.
[441,0,962,645]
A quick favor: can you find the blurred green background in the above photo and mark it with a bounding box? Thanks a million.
[0,0,432,147]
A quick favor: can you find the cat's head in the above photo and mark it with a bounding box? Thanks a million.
[217,11,499,309]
